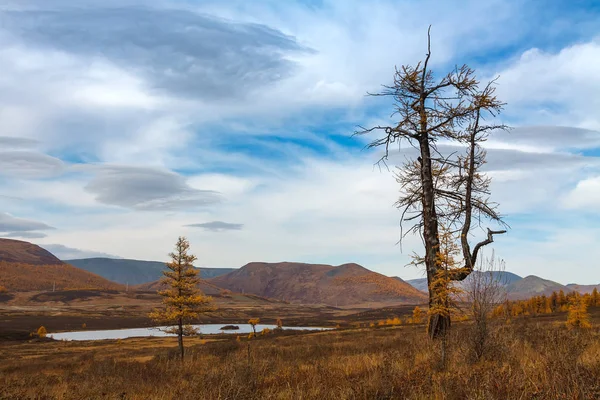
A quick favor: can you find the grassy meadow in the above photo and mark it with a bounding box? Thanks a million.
[1,311,600,400]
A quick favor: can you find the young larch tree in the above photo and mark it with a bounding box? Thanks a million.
[566,295,591,329]
[356,27,508,339]
[150,236,214,361]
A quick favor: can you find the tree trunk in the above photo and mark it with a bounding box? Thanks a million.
[178,317,184,361]
[418,136,448,339]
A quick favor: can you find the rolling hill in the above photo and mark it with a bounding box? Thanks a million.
[403,271,580,300]
[209,262,427,307]
[566,284,600,294]
[0,238,63,265]
[0,239,123,291]
[404,278,428,293]
[135,277,225,296]
[404,271,523,295]
[65,257,236,285]
[505,275,572,300]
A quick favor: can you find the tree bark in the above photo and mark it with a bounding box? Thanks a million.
[418,136,448,339]
[178,317,184,361]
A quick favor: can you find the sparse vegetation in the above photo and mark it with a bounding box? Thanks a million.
[1,317,599,399]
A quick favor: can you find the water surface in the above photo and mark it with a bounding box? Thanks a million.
[49,324,330,341]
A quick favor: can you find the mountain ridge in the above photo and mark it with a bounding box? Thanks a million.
[208,261,427,307]
[66,257,236,285]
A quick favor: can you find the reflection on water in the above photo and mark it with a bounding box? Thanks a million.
[48,324,331,341]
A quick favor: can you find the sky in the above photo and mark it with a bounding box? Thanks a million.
[0,0,599,284]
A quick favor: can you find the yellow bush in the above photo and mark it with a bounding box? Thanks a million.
[37,326,47,338]
[412,307,423,324]
[566,296,591,329]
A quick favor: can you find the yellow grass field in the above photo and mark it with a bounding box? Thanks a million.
[1,316,599,399]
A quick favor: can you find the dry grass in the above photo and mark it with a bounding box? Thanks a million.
[1,318,599,399]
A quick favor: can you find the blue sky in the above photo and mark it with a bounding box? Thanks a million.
[0,0,599,284]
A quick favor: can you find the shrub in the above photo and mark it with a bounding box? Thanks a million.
[37,326,47,338]
[566,296,591,329]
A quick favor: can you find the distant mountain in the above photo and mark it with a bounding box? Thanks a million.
[209,262,427,307]
[566,284,600,295]
[0,239,122,291]
[505,275,572,300]
[65,257,236,285]
[404,278,428,293]
[404,271,523,294]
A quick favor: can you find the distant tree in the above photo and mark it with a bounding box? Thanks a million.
[37,326,47,338]
[248,318,260,336]
[356,27,508,339]
[591,288,600,307]
[276,318,283,330]
[149,236,214,361]
[566,295,591,329]
[558,290,567,307]
[412,306,424,324]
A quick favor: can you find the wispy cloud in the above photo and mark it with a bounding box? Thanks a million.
[0,212,54,232]
[185,221,244,232]
[84,166,223,210]
[39,243,121,260]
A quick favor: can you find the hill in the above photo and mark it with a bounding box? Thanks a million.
[0,239,123,292]
[566,284,600,295]
[65,257,236,285]
[0,261,123,292]
[404,278,428,293]
[0,238,63,265]
[209,262,427,307]
[135,278,225,296]
[404,271,523,294]
[505,275,572,300]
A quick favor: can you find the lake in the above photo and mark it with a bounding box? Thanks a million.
[48,324,331,341]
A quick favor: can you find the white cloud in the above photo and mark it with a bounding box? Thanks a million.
[494,39,600,130]
[561,176,600,210]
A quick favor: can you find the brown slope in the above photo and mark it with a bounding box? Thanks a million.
[134,279,223,296]
[0,239,122,291]
[0,262,124,291]
[0,238,62,265]
[209,262,427,307]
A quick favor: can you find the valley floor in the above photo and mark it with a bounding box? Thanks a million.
[1,316,600,399]
[0,290,419,340]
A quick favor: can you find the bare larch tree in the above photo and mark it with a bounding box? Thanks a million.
[356,27,508,339]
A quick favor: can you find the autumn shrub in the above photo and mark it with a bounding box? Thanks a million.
[412,306,423,324]
[36,326,47,338]
[566,295,591,329]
